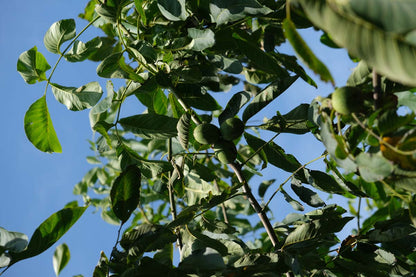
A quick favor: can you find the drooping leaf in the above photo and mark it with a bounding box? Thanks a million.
[307,170,346,194]
[356,153,394,182]
[97,52,144,82]
[24,96,62,153]
[64,37,103,62]
[157,0,188,21]
[188,28,215,51]
[53,243,70,277]
[50,82,103,111]
[119,114,179,139]
[17,46,51,84]
[209,0,272,25]
[281,189,305,211]
[258,179,276,198]
[242,76,298,123]
[110,165,141,223]
[187,228,228,256]
[261,103,311,134]
[350,0,416,34]
[174,84,221,111]
[396,91,416,113]
[219,91,251,125]
[177,112,191,149]
[292,0,416,87]
[44,19,76,54]
[11,206,87,263]
[244,133,303,173]
[291,179,325,208]
[283,18,334,85]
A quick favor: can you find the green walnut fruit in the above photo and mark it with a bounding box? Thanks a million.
[331,86,363,115]
[213,140,237,164]
[220,118,245,141]
[193,123,221,145]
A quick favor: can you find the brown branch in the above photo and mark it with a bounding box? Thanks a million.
[228,162,279,247]
[372,70,382,110]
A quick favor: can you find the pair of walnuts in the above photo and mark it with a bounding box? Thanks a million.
[193,118,245,164]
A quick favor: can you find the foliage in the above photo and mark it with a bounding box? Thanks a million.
[2,0,416,276]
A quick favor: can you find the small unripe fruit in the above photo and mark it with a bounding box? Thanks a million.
[213,140,237,164]
[220,118,245,141]
[193,123,221,145]
[331,86,363,115]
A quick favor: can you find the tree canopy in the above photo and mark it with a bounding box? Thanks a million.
[2,0,416,276]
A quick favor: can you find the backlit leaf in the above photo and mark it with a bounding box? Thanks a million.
[12,206,87,263]
[44,19,76,54]
[17,46,51,84]
[53,243,70,277]
[157,0,188,21]
[24,96,62,153]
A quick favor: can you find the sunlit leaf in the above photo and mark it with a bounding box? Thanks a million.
[24,96,62,153]
[12,206,87,263]
[356,153,394,182]
[44,19,76,54]
[110,165,141,223]
[188,28,215,51]
[51,82,103,111]
[53,243,70,277]
[17,46,51,84]
[64,37,103,62]
[283,18,334,84]
[0,227,28,254]
[209,0,272,25]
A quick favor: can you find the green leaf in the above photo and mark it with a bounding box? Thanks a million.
[356,153,394,182]
[261,103,311,134]
[188,28,215,51]
[396,91,416,114]
[119,114,179,139]
[17,46,51,84]
[292,0,416,87]
[209,0,272,25]
[157,0,188,21]
[0,227,28,254]
[281,189,305,211]
[174,85,221,111]
[209,55,243,74]
[258,179,275,198]
[97,52,143,81]
[242,76,298,123]
[347,61,372,87]
[291,179,325,208]
[12,206,87,263]
[307,170,346,194]
[350,0,416,34]
[177,112,191,149]
[244,133,302,173]
[50,82,103,111]
[219,91,251,125]
[110,165,141,223]
[64,37,103,62]
[92,251,109,277]
[53,243,70,277]
[283,18,334,85]
[187,228,228,256]
[24,96,62,153]
[44,19,76,54]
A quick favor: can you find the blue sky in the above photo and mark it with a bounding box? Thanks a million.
[1,1,356,276]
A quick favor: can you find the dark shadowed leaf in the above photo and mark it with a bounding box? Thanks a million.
[44,19,76,54]
[11,206,87,263]
[17,46,51,84]
[53,243,70,277]
[157,0,188,21]
[281,189,305,211]
[24,96,62,153]
[209,0,272,25]
[51,82,103,111]
[110,165,141,223]
[92,251,109,277]
[291,179,325,208]
[177,112,191,149]
[219,91,251,125]
[119,114,178,139]
[242,76,298,123]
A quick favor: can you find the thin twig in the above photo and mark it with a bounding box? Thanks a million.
[214,179,229,223]
[228,162,279,247]
[372,70,382,110]
[357,197,361,234]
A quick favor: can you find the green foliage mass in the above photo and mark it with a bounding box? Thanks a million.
[3,0,416,276]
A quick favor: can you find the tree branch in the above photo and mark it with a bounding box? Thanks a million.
[228,162,279,247]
